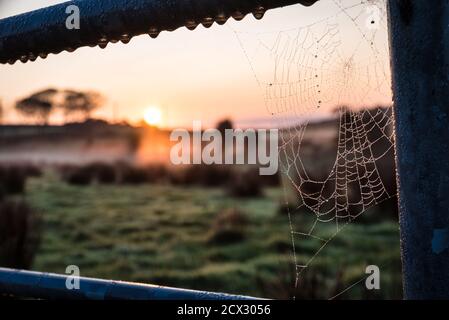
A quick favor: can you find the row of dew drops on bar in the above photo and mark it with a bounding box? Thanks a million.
[7,6,267,65]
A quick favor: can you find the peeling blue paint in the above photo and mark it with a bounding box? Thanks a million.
[432,228,449,254]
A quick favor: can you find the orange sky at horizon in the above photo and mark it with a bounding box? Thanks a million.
[0,0,392,129]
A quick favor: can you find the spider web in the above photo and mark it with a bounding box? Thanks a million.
[232,0,395,298]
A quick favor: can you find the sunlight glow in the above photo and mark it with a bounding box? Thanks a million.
[143,106,163,126]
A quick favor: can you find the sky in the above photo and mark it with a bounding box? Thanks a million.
[0,0,392,128]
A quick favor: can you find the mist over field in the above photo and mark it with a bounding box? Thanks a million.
[0,108,402,299]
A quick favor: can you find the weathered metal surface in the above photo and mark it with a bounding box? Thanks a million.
[0,268,261,300]
[388,0,449,299]
[0,0,318,64]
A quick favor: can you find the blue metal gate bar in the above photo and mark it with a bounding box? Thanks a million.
[0,268,261,300]
[0,0,318,65]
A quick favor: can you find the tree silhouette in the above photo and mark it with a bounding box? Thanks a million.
[61,90,104,122]
[15,89,57,125]
[216,119,234,134]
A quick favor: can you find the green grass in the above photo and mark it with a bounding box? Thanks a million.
[25,171,402,299]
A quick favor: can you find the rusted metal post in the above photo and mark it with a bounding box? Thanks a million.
[388,0,449,299]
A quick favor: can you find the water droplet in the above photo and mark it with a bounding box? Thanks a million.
[148,27,159,38]
[66,47,75,52]
[39,53,48,59]
[120,34,131,44]
[201,17,214,28]
[20,55,28,63]
[216,13,228,25]
[232,11,245,21]
[186,20,198,30]
[98,37,108,49]
[110,39,119,44]
[28,53,37,62]
[7,59,16,65]
[253,6,265,20]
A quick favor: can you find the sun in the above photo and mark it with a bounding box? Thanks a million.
[143,106,162,126]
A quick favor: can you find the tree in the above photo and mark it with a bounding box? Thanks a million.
[216,119,234,134]
[15,89,58,125]
[61,90,104,122]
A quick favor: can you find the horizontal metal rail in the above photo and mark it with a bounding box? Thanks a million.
[0,0,317,65]
[0,268,261,300]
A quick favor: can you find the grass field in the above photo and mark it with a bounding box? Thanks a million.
[25,171,402,299]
